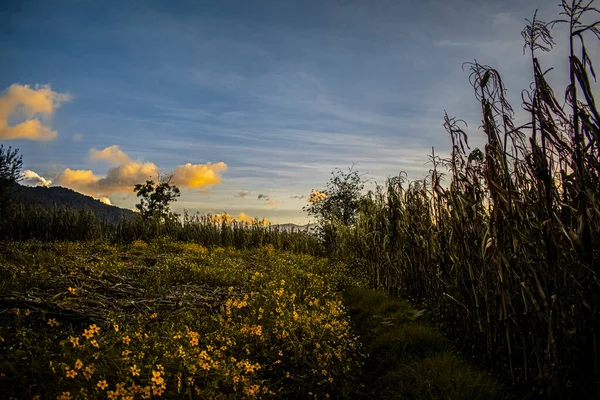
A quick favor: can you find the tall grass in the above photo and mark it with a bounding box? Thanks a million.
[325,3,600,398]
[0,204,322,255]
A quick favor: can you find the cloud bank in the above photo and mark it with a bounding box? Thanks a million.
[56,145,227,197]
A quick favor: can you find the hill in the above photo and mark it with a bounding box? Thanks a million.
[11,184,135,223]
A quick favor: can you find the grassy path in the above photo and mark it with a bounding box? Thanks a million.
[342,287,504,399]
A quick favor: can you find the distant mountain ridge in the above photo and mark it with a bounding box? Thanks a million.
[272,223,318,233]
[11,184,136,223]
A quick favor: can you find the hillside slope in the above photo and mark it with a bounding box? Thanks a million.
[11,184,135,223]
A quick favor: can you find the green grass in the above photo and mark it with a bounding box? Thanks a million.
[343,287,503,399]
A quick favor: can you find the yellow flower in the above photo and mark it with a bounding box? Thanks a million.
[68,287,77,295]
[190,337,198,346]
[66,369,77,378]
[83,329,94,339]
[151,370,164,385]
[130,365,140,376]
[149,313,158,319]
[75,359,83,370]
[57,392,71,400]
[113,323,119,332]
[107,391,118,400]
[89,324,100,334]
[122,335,131,345]
[70,336,80,347]
[24,309,31,316]
[90,339,99,348]
[31,396,41,400]
[152,386,164,396]
[48,318,60,327]
[97,380,108,390]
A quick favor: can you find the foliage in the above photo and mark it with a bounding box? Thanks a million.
[0,204,323,255]
[342,287,501,399]
[0,242,365,399]
[304,166,365,227]
[0,144,23,213]
[134,173,181,221]
[318,3,600,398]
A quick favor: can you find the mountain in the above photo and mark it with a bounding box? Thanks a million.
[11,184,136,223]
[272,223,319,233]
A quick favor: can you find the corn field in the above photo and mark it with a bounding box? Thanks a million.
[324,2,600,398]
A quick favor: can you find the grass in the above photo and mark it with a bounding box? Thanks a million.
[343,287,502,399]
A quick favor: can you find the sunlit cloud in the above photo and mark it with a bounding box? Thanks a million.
[22,170,52,187]
[0,84,70,140]
[55,145,227,197]
[97,197,113,205]
[236,191,250,197]
[172,162,227,189]
[90,145,131,165]
[208,212,269,226]
[265,200,279,206]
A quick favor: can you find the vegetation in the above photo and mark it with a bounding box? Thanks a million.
[0,242,365,398]
[343,287,501,399]
[1,2,599,399]
[134,174,181,222]
[0,144,23,214]
[311,2,600,398]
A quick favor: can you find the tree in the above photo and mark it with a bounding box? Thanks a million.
[0,144,23,211]
[133,173,181,221]
[304,166,365,226]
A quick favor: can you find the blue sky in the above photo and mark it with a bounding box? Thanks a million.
[0,0,580,223]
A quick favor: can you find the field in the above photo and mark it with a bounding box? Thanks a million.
[0,241,500,399]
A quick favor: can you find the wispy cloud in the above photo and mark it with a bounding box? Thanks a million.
[22,170,52,187]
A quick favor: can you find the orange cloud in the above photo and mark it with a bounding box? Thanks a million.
[265,200,279,206]
[58,168,100,190]
[97,197,113,205]
[56,145,226,197]
[0,84,70,140]
[90,145,131,164]
[172,162,227,188]
[57,163,158,197]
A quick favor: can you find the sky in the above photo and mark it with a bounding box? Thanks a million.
[0,0,591,224]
